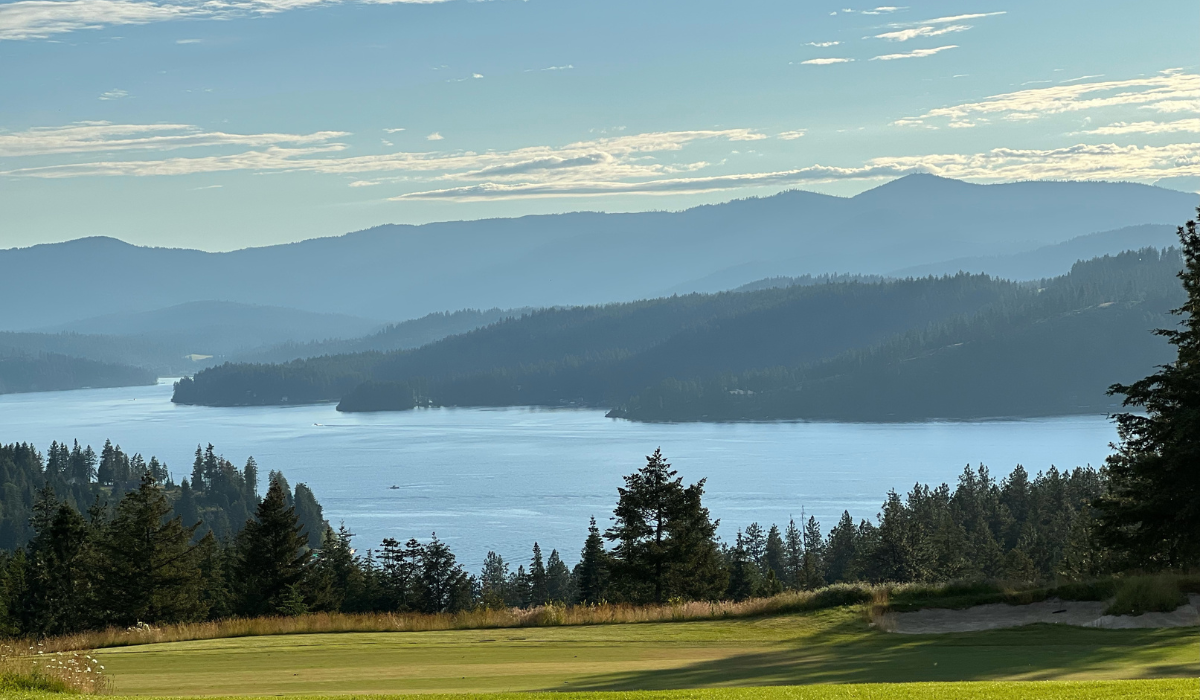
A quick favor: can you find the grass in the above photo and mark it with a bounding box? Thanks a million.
[40,574,1199,654]
[87,605,1198,696]
[1105,576,1191,616]
[4,679,1200,700]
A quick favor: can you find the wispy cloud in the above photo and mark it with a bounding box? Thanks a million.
[0,0,451,41]
[389,141,1200,201]
[898,69,1200,127]
[7,120,1197,202]
[384,127,406,133]
[1,127,768,184]
[800,57,854,65]
[98,88,128,100]
[871,45,956,61]
[175,38,201,44]
[777,130,806,140]
[1083,119,1200,135]
[0,122,347,157]
[426,132,443,141]
[806,41,840,47]
[873,24,969,41]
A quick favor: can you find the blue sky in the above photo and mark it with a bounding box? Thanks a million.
[1,0,1197,250]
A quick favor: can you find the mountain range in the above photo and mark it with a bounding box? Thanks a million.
[3,175,1195,331]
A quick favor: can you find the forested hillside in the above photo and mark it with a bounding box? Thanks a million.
[0,440,325,550]
[234,308,528,365]
[174,273,1023,409]
[175,248,1181,421]
[0,351,157,395]
[616,248,1182,421]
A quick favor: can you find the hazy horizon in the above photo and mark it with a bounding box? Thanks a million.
[2,0,1198,251]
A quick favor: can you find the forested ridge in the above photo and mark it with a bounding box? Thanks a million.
[174,272,1026,409]
[0,350,156,396]
[0,441,1115,636]
[174,249,1181,421]
[3,211,1198,634]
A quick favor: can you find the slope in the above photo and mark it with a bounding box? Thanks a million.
[2,176,1193,329]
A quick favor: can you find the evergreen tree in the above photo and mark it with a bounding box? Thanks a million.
[783,518,804,589]
[823,511,859,583]
[800,516,825,589]
[96,473,206,626]
[742,523,766,566]
[545,549,573,604]
[190,445,205,491]
[607,448,721,603]
[1099,210,1200,567]
[417,534,471,613]
[478,551,511,609]
[307,524,362,612]
[97,439,116,485]
[528,542,548,607]
[243,457,259,502]
[294,483,325,549]
[664,478,726,601]
[725,531,759,601]
[234,477,310,616]
[764,524,786,581]
[19,487,92,636]
[574,516,610,604]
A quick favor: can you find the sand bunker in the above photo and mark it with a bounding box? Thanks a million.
[887,594,1200,634]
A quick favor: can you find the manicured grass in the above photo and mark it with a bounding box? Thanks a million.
[93,607,1199,696]
[6,680,1200,700]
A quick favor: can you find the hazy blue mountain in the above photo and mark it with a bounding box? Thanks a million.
[891,224,1180,280]
[0,350,156,395]
[39,301,382,356]
[0,332,202,376]
[3,176,1194,329]
[233,307,532,364]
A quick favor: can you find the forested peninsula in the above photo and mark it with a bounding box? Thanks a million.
[0,351,156,396]
[173,248,1181,421]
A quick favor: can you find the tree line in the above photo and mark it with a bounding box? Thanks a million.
[1,210,1195,638]
[174,249,1182,423]
[0,351,155,396]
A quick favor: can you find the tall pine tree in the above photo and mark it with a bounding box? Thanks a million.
[234,476,311,616]
[1099,210,1200,567]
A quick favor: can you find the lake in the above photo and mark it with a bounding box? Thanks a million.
[0,380,1117,570]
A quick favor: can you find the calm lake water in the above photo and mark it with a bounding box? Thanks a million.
[0,380,1117,569]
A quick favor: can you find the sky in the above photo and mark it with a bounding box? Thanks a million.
[1,0,1197,251]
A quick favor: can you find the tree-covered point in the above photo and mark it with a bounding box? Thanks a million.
[175,271,1025,411]
[173,249,1183,421]
[0,350,156,396]
[0,439,326,552]
[614,248,1183,421]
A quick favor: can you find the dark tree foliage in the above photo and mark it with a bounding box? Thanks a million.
[335,381,417,413]
[175,273,1025,412]
[234,476,312,616]
[94,473,206,626]
[0,351,155,396]
[617,249,1184,421]
[606,449,725,603]
[1099,211,1200,567]
[18,488,93,636]
[574,517,610,604]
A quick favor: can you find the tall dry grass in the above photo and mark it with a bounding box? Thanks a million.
[35,585,874,653]
[0,641,109,694]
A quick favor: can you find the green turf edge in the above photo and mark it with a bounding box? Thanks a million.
[6,679,1198,700]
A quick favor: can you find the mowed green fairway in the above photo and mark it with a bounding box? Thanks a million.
[96,608,1199,696]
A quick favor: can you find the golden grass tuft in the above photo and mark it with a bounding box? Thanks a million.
[33,588,871,653]
[0,641,109,694]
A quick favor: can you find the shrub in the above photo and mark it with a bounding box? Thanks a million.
[1104,576,1187,616]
